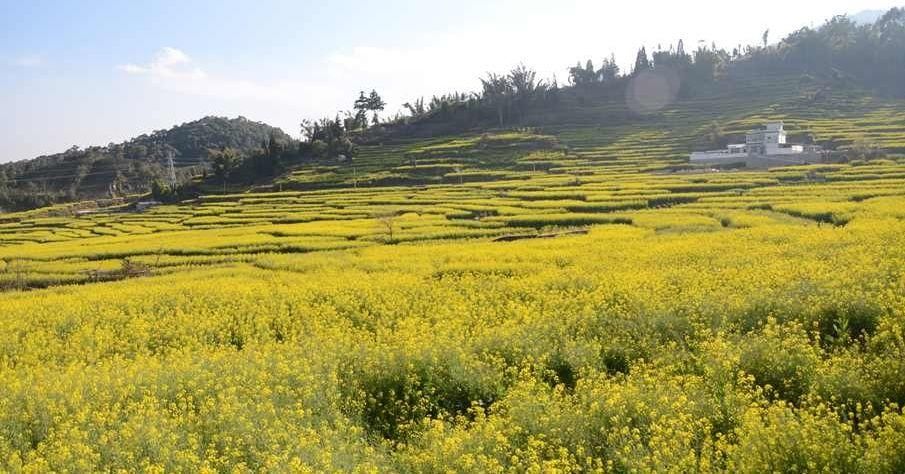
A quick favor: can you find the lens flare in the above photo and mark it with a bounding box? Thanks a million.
[626,68,681,114]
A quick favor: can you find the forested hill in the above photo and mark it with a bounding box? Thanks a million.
[0,116,292,211]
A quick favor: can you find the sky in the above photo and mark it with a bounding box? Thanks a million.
[1,0,900,163]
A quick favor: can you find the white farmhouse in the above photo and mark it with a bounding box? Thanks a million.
[690,122,822,167]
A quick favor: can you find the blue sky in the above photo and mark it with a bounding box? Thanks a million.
[2,0,900,162]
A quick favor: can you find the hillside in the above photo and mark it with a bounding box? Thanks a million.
[253,72,901,197]
[1,8,905,473]
[269,9,905,191]
[1,69,903,267]
[0,116,291,211]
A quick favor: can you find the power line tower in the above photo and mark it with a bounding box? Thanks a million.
[166,150,177,188]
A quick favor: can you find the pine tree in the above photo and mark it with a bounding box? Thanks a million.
[633,47,651,74]
[598,54,620,82]
[366,90,386,125]
[353,91,369,129]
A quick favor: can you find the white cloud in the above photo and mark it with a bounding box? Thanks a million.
[329,46,423,76]
[11,54,44,68]
[118,64,147,74]
[324,26,570,117]
[119,47,210,87]
[118,47,198,77]
[115,47,356,139]
[117,47,335,104]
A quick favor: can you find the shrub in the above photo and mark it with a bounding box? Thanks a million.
[342,353,501,442]
[859,409,905,473]
[738,322,820,402]
[502,213,632,229]
[816,300,882,348]
[725,402,860,473]
[814,350,880,408]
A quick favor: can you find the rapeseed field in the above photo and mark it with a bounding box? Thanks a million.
[1,113,905,471]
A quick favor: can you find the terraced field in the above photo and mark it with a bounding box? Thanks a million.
[1,76,905,471]
[3,110,903,291]
[3,153,903,288]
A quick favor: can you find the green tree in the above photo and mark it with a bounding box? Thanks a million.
[299,115,357,161]
[508,64,547,123]
[310,139,328,158]
[403,98,426,117]
[480,73,512,127]
[633,47,651,74]
[353,91,369,129]
[209,148,241,193]
[568,60,598,85]
[352,90,386,128]
[690,46,727,85]
[598,54,620,82]
[509,64,543,98]
[705,121,728,148]
[367,90,386,125]
[150,179,174,202]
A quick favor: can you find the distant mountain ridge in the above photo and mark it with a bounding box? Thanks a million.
[0,116,291,211]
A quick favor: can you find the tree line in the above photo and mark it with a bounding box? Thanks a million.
[376,8,905,133]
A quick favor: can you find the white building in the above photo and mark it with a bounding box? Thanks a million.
[690,122,822,167]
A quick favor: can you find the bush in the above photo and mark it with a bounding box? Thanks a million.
[859,409,905,473]
[503,213,632,229]
[310,139,328,158]
[342,353,501,442]
[738,322,820,402]
[814,351,880,408]
[726,402,861,473]
[816,300,882,348]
